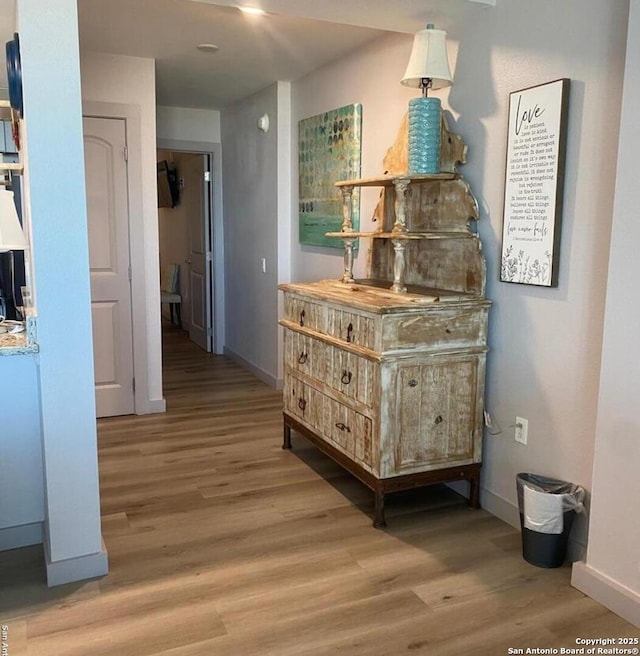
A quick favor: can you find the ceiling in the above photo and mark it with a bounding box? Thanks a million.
[1,0,494,109]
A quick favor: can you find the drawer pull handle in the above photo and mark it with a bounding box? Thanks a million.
[341,370,352,385]
[435,415,443,425]
[408,379,418,388]
[298,351,308,364]
[335,422,351,433]
[346,323,354,343]
[299,309,305,327]
[298,398,307,411]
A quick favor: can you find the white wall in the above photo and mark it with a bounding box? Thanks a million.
[221,83,279,384]
[572,0,640,626]
[17,0,107,584]
[80,52,164,412]
[291,0,629,560]
[276,81,292,381]
[157,106,221,144]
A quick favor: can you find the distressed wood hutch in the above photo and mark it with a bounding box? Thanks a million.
[279,134,489,528]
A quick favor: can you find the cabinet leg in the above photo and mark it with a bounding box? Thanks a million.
[469,474,480,509]
[282,423,292,450]
[373,488,386,529]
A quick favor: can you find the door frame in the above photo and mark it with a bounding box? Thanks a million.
[157,138,225,355]
[84,101,164,415]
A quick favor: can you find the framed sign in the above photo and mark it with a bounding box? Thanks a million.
[500,79,570,286]
[298,104,362,248]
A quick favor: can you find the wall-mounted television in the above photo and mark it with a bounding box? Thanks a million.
[157,160,180,208]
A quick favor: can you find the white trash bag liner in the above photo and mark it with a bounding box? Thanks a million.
[518,473,585,535]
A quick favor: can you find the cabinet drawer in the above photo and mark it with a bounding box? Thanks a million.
[284,331,376,408]
[384,306,488,352]
[285,330,323,379]
[284,295,324,332]
[284,374,374,469]
[326,307,376,350]
[326,345,376,407]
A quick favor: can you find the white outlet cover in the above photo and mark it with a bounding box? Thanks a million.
[515,416,528,445]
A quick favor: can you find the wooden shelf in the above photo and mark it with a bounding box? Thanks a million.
[335,173,457,188]
[325,231,473,240]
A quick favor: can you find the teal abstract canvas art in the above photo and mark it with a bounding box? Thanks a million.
[298,104,362,248]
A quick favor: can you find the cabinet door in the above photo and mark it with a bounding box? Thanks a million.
[390,356,482,473]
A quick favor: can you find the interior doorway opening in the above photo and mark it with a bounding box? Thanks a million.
[157,148,214,353]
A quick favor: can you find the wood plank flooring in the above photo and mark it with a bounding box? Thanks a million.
[1,325,636,654]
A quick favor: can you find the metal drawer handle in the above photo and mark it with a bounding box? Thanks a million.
[298,398,307,411]
[299,309,305,326]
[335,422,351,433]
[346,322,354,343]
[434,415,443,425]
[298,351,308,364]
[341,370,352,385]
[408,379,418,388]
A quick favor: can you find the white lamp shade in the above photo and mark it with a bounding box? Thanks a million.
[0,189,27,252]
[401,26,453,90]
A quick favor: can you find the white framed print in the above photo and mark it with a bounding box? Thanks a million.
[500,79,570,287]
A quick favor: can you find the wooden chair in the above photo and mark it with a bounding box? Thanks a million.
[160,263,182,327]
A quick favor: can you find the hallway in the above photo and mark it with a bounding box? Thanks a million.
[0,327,635,654]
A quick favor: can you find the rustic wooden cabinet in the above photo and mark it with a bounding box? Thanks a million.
[280,164,490,527]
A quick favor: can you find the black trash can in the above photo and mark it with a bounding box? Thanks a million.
[516,473,585,568]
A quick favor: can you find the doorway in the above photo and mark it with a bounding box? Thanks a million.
[157,149,214,352]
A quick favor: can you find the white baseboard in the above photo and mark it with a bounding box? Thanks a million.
[572,561,640,628]
[223,347,278,388]
[479,486,520,529]
[44,538,109,587]
[0,522,43,551]
[144,398,167,414]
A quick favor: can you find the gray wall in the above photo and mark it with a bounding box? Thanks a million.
[221,84,279,383]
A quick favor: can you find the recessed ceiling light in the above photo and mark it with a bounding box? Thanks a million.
[196,43,220,53]
[238,6,267,16]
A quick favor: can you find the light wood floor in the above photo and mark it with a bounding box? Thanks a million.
[1,326,636,655]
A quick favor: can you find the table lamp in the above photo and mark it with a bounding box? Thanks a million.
[401,24,453,174]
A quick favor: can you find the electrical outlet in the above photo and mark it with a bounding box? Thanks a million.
[515,416,528,445]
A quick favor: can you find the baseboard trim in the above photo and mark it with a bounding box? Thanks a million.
[479,486,520,529]
[145,398,167,414]
[0,522,43,551]
[223,347,278,388]
[572,561,640,628]
[44,538,109,587]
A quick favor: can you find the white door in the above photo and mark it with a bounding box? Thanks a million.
[183,154,212,351]
[83,116,135,417]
